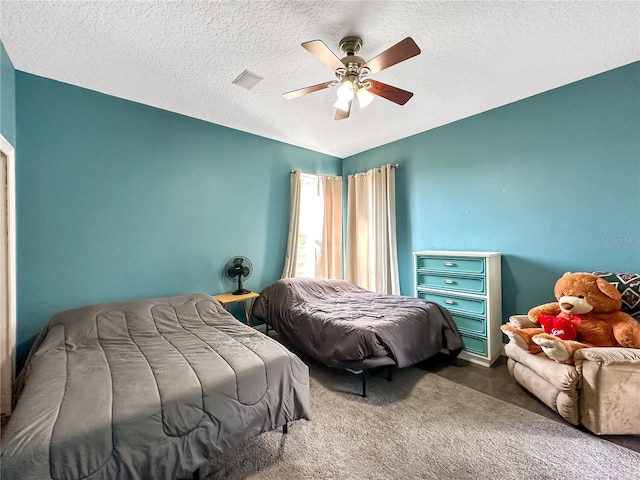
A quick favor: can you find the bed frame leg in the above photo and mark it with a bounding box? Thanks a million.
[361,372,367,397]
[283,422,288,434]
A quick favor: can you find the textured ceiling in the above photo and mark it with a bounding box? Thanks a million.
[1,1,639,158]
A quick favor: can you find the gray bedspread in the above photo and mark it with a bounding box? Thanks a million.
[252,278,463,369]
[1,294,311,480]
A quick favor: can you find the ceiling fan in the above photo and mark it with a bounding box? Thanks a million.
[282,36,421,120]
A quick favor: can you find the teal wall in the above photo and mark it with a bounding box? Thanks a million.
[15,72,340,364]
[343,62,640,320]
[12,60,640,369]
[0,40,16,145]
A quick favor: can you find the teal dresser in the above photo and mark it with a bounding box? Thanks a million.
[413,250,502,367]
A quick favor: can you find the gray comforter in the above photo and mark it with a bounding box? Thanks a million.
[1,294,311,480]
[252,278,463,369]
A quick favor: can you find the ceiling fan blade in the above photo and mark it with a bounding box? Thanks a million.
[302,40,345,71]
[362,37,421,75]
[282,81,334,100]
[334,101,351,121]
[366,80,414,105]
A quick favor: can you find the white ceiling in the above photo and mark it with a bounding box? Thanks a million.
[1,1,639,159]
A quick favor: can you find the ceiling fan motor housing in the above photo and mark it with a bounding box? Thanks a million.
[339,36,363,56]
[338,36,366,74]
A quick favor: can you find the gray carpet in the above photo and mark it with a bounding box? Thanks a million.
[201,363,640,480]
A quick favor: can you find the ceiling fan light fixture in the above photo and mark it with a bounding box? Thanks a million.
[336,79,354,101]
[356,85,374,108]
[333,96,351,112]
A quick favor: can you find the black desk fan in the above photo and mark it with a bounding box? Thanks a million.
[224,256,252,295]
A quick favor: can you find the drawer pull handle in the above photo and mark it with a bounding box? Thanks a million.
[444,299,456,305]
[444,279,455,285]
[443,262,456,267]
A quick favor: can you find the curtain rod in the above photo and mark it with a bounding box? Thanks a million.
[291,163,398,173]
[289,170,343,175]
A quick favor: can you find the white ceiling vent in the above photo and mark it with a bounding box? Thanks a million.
[232,70,263,90]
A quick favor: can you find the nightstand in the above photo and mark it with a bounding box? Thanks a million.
[213,291,260,326]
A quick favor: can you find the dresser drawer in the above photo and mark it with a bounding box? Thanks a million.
[416,255,485,275]
[451,313,486,336]
[460,333,488,356]
[418,291,486,316]
[416,272,486,295]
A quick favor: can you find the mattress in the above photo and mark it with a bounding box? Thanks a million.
[1,294,311,479]
[253,278,463,370]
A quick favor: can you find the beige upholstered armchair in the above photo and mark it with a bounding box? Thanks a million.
[503,272,640,435]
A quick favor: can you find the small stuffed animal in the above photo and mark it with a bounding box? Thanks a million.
[501,272,640,364]
[538,313,580,340]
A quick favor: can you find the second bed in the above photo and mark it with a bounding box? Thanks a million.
[252,277,463,395]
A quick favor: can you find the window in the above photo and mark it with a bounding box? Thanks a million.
[295,174,324,277]
[282,170,343,279]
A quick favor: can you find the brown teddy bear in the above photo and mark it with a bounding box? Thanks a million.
[501,272,640,364]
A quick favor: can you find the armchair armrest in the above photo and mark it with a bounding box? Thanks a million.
[575,347,640,435]
[508,314,539,329]
[575,347,640,366]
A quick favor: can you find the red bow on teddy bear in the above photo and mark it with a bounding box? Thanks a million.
[538,313,581,341]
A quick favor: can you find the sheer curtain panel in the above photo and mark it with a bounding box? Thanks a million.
[281,169,302,278]
[319,175,343,279]
[346,164,400,294]
[281,170,343,279]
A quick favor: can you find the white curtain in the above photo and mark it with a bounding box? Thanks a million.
[281,170,343,279]
[318,174,343,279]
[281,169,302,278]
[346,164,400,294]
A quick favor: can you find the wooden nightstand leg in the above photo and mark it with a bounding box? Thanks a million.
[244,301,250,326]
[244,297,258,326]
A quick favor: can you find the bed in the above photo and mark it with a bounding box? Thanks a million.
[252,278,463,395]
[1,294,311,480]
